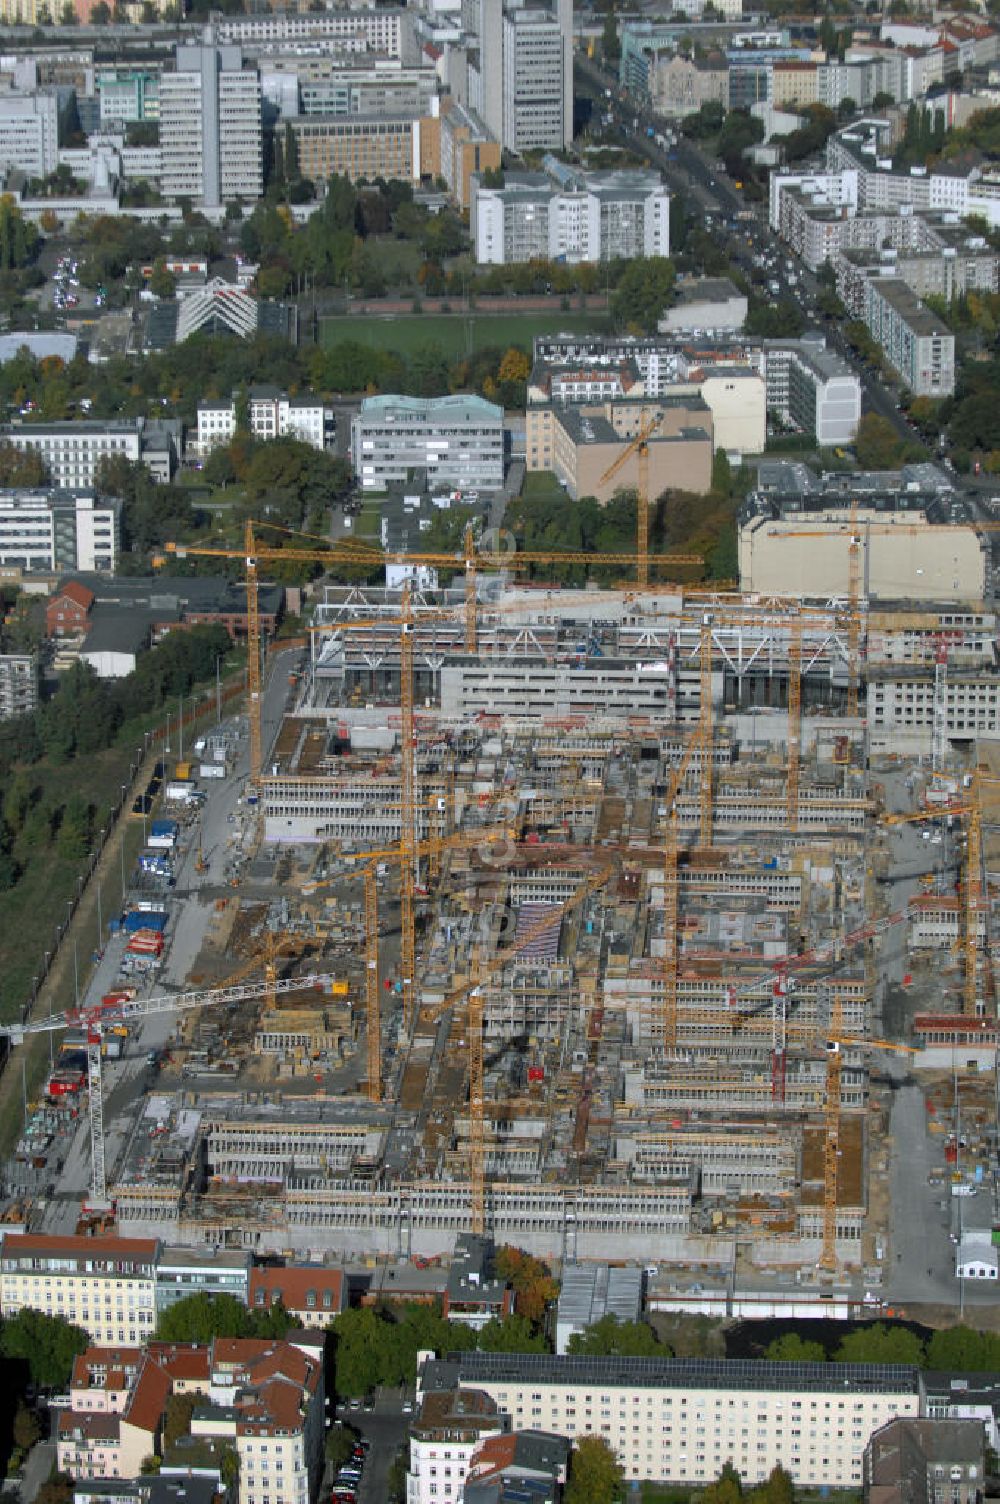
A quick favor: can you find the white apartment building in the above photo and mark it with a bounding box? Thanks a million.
[0,1233,159,1346]
[407,1387,506,1504]
[2,420,142,489]
[0,489,120,572]
[217,9,407,55]
[765,339,862,445]
[417,1354,923,1490]
[0,653,37,720]
[863,276,955,398]
[160,39,262,209]
[473,167,669,265]
[351,393,503,492]
[196,387,330,453]
[0,91,58,177]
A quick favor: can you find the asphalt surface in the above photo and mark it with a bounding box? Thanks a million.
[333,1395,411,1504]
[18,1441,55,1504]
[874,765,997,1311]
[35,648,305,1231]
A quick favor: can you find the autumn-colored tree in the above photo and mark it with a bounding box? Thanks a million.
[498,347,529,384]
[492,1245,558,1326]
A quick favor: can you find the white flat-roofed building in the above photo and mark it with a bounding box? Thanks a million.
[473,164,669,266]
[351,393,503,492]
[863,276,955,398]
[0,91,58,177]
[0,489,120,572]
[1,420,142,489]
[196,386,330,453]
[417,1353,922,1490]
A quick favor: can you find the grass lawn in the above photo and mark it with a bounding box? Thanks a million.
[521,470,568,501]
[320,310,612,359]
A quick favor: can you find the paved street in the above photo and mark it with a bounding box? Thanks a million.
[334,1395,411,1504]
[35,649,305,1230]
[19,1440,55,1504]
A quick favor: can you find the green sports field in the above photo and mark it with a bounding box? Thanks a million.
[319,310,611,357]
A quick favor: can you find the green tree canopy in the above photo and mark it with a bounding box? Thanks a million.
[765,1332,826,1363]
[924,1325,1000,1371]
[155,1292,298,1343]
[854,412,905,469]
[612,257,677,334]
[0,1308,89,1389]
[834,1323,925,1366]
[564,1436,623,1504]
[567,1314,667,1358]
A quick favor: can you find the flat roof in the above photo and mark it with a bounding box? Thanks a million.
[430,1352,922,1394]
[870,276,953,337]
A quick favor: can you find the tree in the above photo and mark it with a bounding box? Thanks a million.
[35,1479,74,1504]
[564,1436,623,1504]
[703,1462,744,1504]
[765,1332,826,1363]
[751,1466,795,1504]
[0,444,46,489]
[567,1315,666,1358]
[498,347,530,385]
[330,1307,395,1399]
[854,412,905,469]
[57,791,92,859]
[163,1392,198,1449]
[90,1,110,19]
[602,6,620,60]
[612,256,676,333]
[493,1246,558,1327]
[0,1309,88,1390]
[13,1402,41,1451]
[478,1315,548,1352]
[834,1323,925,1366]
[326,1424,359,1469]
[155,1292,296,1343]
[148,260,177,299]
[924,1325,1000,1371]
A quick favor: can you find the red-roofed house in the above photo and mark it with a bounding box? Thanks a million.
[56,1336,324,1504]
[248,1266,345,1329]
[57,1351,171,1480]
[195,1337,326,1504]
[46,579,94,636]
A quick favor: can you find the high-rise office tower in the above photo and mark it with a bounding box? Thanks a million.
[160,32,262,208]
[477,0,571,152]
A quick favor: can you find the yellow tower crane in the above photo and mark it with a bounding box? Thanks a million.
[596,412,665,590]
[420,858,617,1234]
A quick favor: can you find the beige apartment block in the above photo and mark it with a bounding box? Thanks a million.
[417,1354,922,1490]
[1,1234,159,1346]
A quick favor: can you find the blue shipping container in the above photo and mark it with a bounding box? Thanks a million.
[150,820,179,838]
[124,909,167,933]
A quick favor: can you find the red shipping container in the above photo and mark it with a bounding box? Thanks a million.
[527,1066,545,1082]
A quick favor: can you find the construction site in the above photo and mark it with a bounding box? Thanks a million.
[5,501,1000,1302]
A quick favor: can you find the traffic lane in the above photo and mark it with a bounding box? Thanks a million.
[334,1400,411,1504]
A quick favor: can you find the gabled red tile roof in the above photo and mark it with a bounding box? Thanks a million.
[124,1357,171,1435]
[55,580,95,611]
[149,1344,213,1382]
[249,1265,344,1316]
